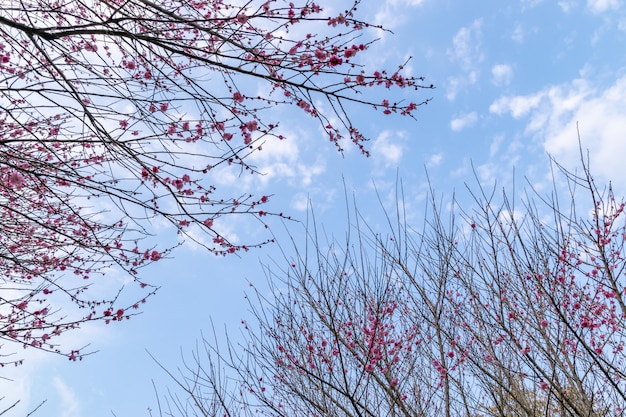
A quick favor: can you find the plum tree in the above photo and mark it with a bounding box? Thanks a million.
[158,153,623,417]
[0,0,431,365]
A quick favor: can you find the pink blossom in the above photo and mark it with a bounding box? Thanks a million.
[328,55,343,66]
[8,171,25,188]
[233,92,245,103]
[245,120,258,131]
[297,100,310,111]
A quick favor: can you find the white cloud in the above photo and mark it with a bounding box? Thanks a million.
[447,71,479,101]
[491,74,626,192]
[491,78,593,122]
[54,378,81,417]
[250,136,299,182]
[587,0,621,13]
[371,131,406,167]
[447,19,484,70]
[291,192,310,211]
[543,78,626,185]
[558,1,577,12]
[299,162,326,187]
[210,127,326,190]
[374,0,425,30]
[491,64,514,86]
[489,92,545,118]
[512,23,525,43]
[489,135,504,157]
[426,152,444,168]
[476,162,499,185]
[446,76,462,101]
[446,20,483,101]
[450,112,478,132]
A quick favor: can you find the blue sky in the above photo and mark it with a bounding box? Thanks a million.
[3,0,626,415]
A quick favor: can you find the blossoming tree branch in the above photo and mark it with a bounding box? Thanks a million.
[159,157,626,417]
[0,0,432,364]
